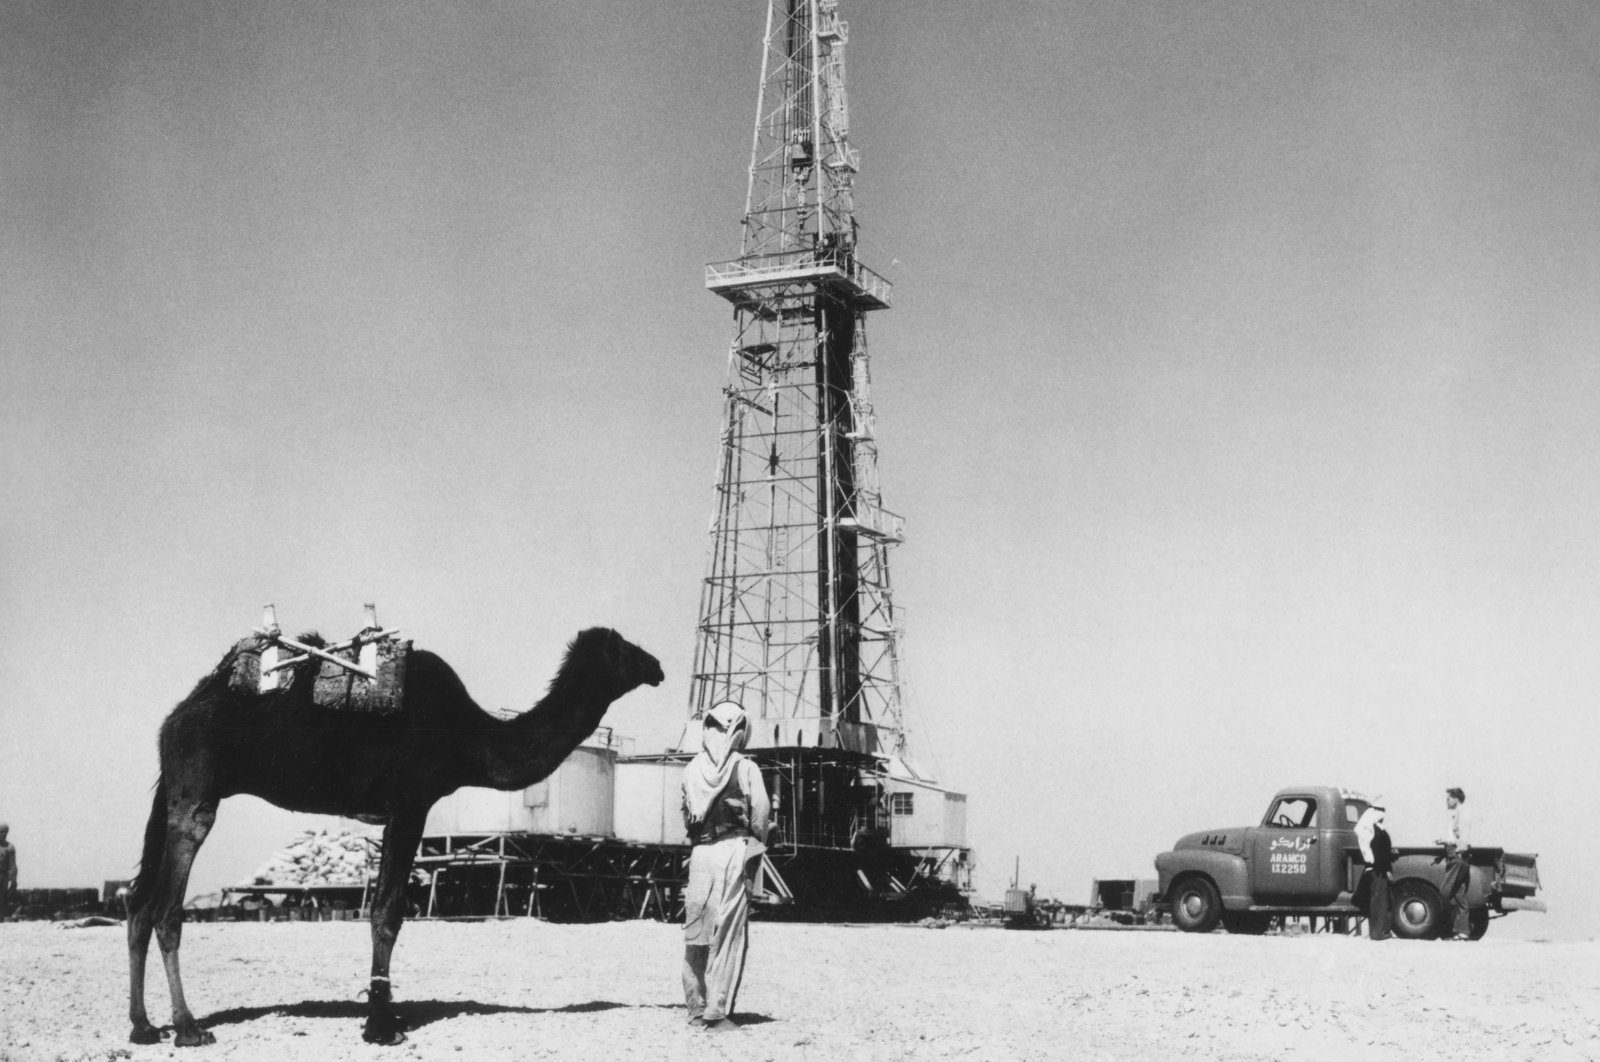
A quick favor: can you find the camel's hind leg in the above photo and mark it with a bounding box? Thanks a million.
[149,795,220,1047]
[127,782,167,1044]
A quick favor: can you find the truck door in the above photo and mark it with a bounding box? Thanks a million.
[1248,794,1340,904]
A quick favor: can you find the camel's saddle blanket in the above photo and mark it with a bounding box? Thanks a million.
[226,631,411,715]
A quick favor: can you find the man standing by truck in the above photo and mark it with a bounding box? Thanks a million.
[0,824,16,920]
[1354,798,1394,940]
[1440,788,1473,940]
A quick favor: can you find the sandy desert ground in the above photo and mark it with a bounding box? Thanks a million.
[2,918,1598,1062]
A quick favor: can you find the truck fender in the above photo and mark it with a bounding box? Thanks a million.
[1391,851,1494,907]
[1389,852,1447,887]
[1157,849,1249,910]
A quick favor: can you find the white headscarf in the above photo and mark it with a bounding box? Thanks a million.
[683,701,750,824]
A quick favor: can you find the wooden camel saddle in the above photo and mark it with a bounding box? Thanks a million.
[225,604,410,715]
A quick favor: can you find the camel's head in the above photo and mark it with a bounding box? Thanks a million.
[566,627,664,694]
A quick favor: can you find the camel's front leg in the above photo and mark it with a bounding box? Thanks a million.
[364,809,426,1045]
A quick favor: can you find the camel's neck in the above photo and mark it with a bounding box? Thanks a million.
[466,677,615,791]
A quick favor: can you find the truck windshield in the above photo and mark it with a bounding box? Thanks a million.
[1265,797,1317,828]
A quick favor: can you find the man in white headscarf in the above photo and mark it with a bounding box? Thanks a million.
[1354,797,1394,940]
[681,701,769,1031]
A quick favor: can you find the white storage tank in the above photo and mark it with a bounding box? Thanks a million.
[525,742,615,835]
[424,739,617,837]
[613,756,689,846]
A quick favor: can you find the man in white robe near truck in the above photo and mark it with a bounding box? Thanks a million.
[1354,798,1394,940]
[681,702,770,1032]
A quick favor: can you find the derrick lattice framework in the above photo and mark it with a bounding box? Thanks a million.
[691,0,904,757]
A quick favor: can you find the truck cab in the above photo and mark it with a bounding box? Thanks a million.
[1247,789,1356,907]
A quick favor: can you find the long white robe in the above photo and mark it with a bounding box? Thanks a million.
[682,756,768,1022]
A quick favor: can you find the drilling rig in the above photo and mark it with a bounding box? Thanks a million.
[679,0,970,918]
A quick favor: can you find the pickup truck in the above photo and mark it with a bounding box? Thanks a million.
[1154,786,1543,939]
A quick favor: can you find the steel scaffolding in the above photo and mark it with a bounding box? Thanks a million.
[689,0,906,759]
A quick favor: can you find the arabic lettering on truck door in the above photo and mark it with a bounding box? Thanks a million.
[1246,793,1340,905]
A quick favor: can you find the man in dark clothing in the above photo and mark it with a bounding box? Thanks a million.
[0,824,17,920]
[1439,787,1474,940]
[1354,799,1394,940]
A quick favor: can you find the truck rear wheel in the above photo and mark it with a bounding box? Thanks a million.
[1391,880,1444,940]
[1469,908,1489,940]
[1170,877,1222,934]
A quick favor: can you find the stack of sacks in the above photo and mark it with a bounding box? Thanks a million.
[247,826,379,887]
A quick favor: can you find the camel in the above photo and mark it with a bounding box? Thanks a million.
[126,626,664,1046]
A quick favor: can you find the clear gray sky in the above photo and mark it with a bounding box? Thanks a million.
[3,1,1596,940]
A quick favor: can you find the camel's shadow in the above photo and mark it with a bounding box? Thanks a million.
[199,999,774,1034]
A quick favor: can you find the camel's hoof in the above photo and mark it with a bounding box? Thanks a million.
[362,1014,406,1046]
[172,1024,216,1047]
[362,1025,407,1046]
[128,1022,165,1045]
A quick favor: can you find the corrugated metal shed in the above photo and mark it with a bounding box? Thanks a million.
[613,756,689,846]
[882,776,968,849]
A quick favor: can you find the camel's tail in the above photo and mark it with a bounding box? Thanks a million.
[128,776,167,914]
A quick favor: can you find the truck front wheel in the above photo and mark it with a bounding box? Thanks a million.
[1391,880,1444,940]
[1170,877,1222,934]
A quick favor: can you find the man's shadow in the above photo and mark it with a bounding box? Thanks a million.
[199,999,774,1035]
